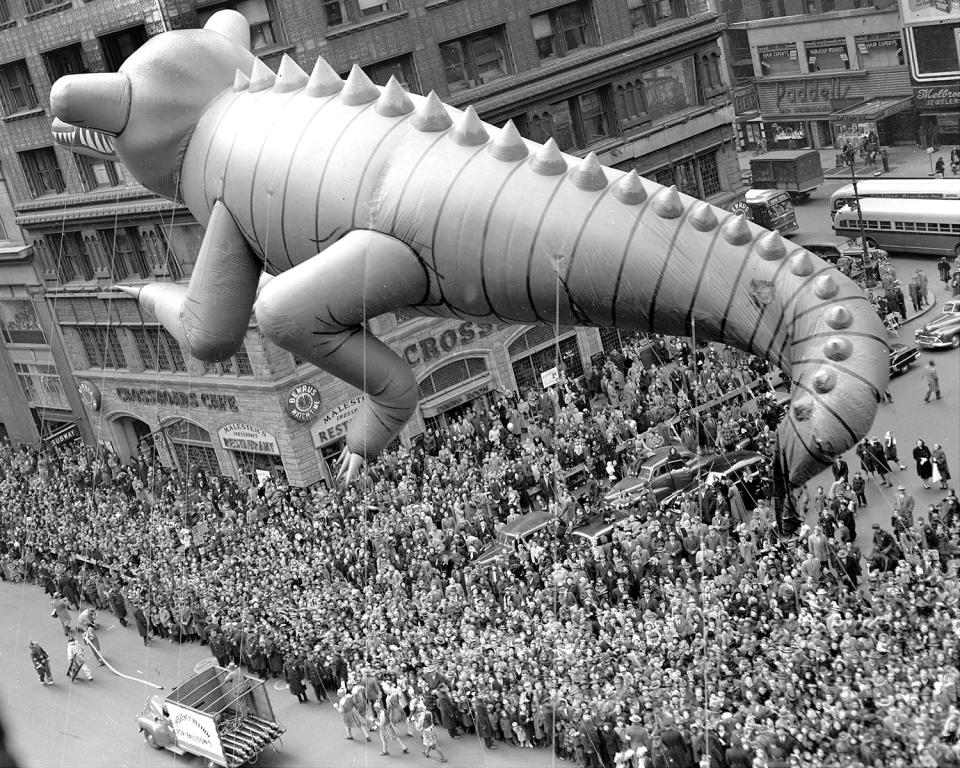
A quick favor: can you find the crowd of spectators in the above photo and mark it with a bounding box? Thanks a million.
[2,334,959,768]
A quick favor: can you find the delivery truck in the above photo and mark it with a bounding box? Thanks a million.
[136,665,285,768]
[748,150,824,202]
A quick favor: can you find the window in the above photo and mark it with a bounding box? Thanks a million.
[15,363,69,408]
[911,24,960,76]
[0,299,46,344]
[99,26,148,72]
[45,232,94,281]
[879,221,891,230]
[132,327,187,372]
[202,342,253,376]
[440,27,511,93]
[511,335,583,392]
[614,79,647,127]
[24,0,70,15]
[197,0,284,51]
[42,43,88,84]
[758,44,800,75]
[321,0,396,27]
[700,52,723,91]
[805,38,849,72]
[530,88,614,151]
[365,54,420,94]
[19,147,65,197]
[78,326,127,368]
[0,60,39,115]
[532,2,594,60]
[75,154,120,191]
[650,151,721,199]
[855,33,902,69]
[418,357,487,399]
[641,57,699,122]
[0,0,11,24]
[99,227,151,279]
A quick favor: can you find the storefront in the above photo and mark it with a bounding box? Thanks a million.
[757,69,914,149]
[914,84,960,148]
[507,325,584,393]
[218,422,286,482]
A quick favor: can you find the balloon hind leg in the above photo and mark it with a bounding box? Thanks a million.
[254,230,430,483]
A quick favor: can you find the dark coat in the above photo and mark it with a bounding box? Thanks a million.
[133,606,150,638]
[284,661,305,696]
[915,444,934,480]
[437,690,458,730]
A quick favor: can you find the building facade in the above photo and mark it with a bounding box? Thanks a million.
[722,0,918,150]
[899,0,960,148]
[0,0,741,486]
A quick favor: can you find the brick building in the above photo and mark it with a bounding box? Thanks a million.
[0,0,741,486]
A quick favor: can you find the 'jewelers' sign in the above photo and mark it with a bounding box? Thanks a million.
[914,85,960,108]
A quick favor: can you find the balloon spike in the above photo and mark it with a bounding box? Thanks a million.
[689,202,718,231]
[612,170,646,205]
[248,58,276,92]
[721,213,751,245]
[233,69,250,92]
[341,64,380,106]
[449,106,488,146]
[411,91,453,132]
[306,56,343,97]
[529,138,567,176]
[488,120,528,162]
[273,54,309,93]
[570,152,607,192]
[652,185,683,219]
[375,76,414,117]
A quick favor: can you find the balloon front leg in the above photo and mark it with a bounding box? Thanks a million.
[336,447,364,485]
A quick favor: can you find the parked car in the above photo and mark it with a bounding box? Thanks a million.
[660,450,770,508]
[474,510,553,567]
[915,300,960,350]
[571,508,635,546]
[798,237,886,281]
[889,342,920,376]
[604,445,697,508]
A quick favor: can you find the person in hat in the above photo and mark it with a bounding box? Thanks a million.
[29,641,53,686]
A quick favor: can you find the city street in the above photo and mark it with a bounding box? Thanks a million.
[0,581,548,768]
[1,152,957,768]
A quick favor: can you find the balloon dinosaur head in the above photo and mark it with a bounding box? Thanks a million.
[49,11,255,199]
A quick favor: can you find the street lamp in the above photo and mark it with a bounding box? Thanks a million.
[844,150,871,284]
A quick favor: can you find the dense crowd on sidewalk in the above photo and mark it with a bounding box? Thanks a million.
[2,333,959,768]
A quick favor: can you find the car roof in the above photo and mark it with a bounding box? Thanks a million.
[572,509,633,544]
[703,451,764,472]
[498,510,553,541]
[637,444,689,469]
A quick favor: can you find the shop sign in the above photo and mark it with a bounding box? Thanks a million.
[775,78,851,110]
[77,380,101,411]
[45,423,81,447]
[285,383,322,422]
[425,382,491,416]
[401,321,501,367]
[218,422,280,455]
[311,396,363,447]
[115,387,239,411]
[914,85,960,108]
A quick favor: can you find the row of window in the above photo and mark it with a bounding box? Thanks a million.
[16,143,125,197]
[31,228,182,284]
[729,0,888,24]
[758,33,903,75]
[14,361,69,410]
[74,325,254,374]
[836,218,960,234]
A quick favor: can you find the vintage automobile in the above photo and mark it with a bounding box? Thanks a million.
[604,444,697,508]
[658,450,770,508]
[915,300,960,350]
[137,666,285,768]
[889,342,921,376]
[473,510,553,567]
[798,237,886,284]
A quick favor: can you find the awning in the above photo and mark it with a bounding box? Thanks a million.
[830,96,914,123]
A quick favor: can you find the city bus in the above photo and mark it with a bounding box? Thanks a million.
[829,178,960,219]
[832,198,960,257]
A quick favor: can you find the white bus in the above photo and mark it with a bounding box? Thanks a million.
[832,198,960,257]
[829,178,960,219]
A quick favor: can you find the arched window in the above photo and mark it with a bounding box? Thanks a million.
[418,356,488,399]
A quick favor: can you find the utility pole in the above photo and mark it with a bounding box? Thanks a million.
[845,151,871,282]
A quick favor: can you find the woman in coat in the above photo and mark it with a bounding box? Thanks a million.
[133,604,151,646]
[914,439,934,489]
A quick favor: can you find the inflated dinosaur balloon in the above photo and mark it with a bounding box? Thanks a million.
[50,10,888,487]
